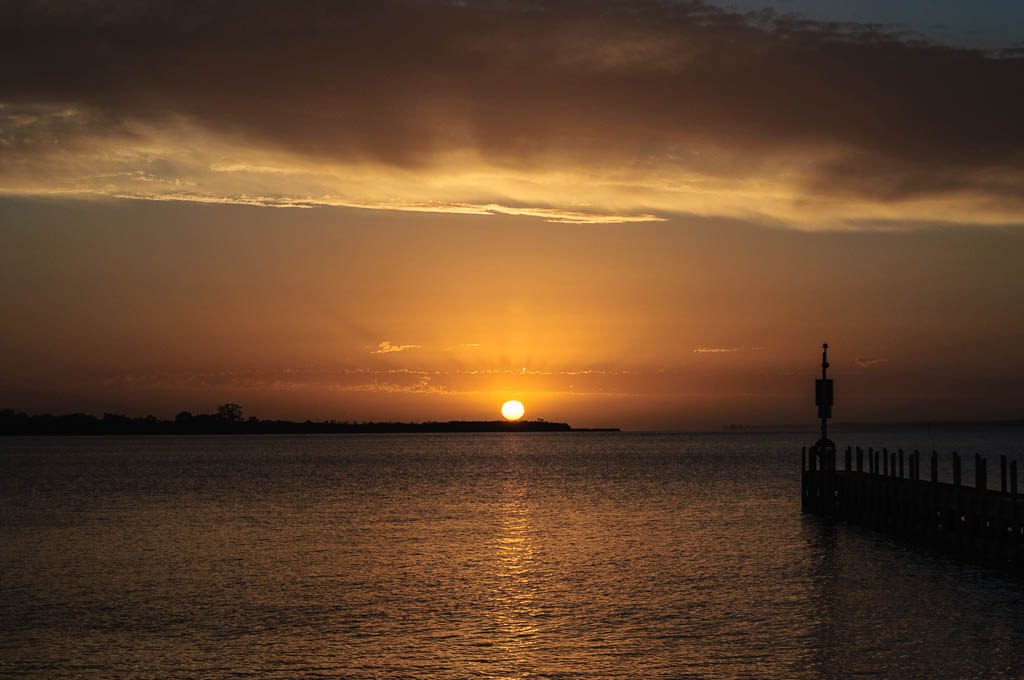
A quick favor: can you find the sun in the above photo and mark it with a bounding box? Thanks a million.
[501,400,525,421]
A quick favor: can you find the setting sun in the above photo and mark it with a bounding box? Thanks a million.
[501,400,525,421]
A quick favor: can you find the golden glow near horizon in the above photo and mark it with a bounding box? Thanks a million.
[1,199,1021,428]
[0,197,1021,428]
[501,400,526,421]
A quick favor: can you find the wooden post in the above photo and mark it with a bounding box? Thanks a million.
[884,448,889,476]
[899,449,905,478]
[1011,467,1020,556]
[845,446,852,472]
[869,446,875,474]
[820,444,828,514]
[857,446,864,473]
[821,443,829,514]
[1001,455,1008,494]
[823,444,829,514]
[976,455,987,542]
[809,444,818,512]
[953,452,962,536]
[801,446,808,510]
[915,451,922,525]
[930,450,939,533]
[829,444,837,514]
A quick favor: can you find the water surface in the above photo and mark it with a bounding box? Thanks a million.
[2,428,1024,678]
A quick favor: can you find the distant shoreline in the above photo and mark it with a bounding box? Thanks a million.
[0,409,620,436]
[5,407,1019,436]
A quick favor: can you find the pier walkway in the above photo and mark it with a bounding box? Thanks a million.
[802,446,1024,566]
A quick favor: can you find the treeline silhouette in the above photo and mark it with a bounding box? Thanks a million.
[0,404,589,435]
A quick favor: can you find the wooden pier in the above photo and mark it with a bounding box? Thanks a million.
[802,447,1024,566]
[799,344,1024,568]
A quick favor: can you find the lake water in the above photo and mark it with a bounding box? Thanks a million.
[3,427,1024,678]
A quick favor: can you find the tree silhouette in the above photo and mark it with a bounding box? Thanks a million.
[216,403,243,422]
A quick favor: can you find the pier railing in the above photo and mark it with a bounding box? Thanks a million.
[802,446,1024,565]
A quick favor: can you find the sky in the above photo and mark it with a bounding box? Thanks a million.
[1,0,1022,429]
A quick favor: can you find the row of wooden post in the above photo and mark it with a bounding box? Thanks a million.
[828,445,1019,495]
[802,445,1024,566]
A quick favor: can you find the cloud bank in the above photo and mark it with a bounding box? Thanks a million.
[1,0,1022,228]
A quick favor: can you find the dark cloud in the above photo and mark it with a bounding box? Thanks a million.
[1,0,1022,203]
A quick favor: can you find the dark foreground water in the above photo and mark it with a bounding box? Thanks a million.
[3,427,1024,678]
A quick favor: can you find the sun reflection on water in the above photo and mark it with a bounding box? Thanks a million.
[488,436,543,677]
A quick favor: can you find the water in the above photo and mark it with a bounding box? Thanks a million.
[2,428,1024,678]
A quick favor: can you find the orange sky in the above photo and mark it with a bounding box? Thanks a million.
[1,197,1021,428]
[1,1,1022,428]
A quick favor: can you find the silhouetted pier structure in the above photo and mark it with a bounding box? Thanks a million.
[801,345,1024,567]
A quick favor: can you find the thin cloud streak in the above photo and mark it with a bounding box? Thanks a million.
[371,341,421,355]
